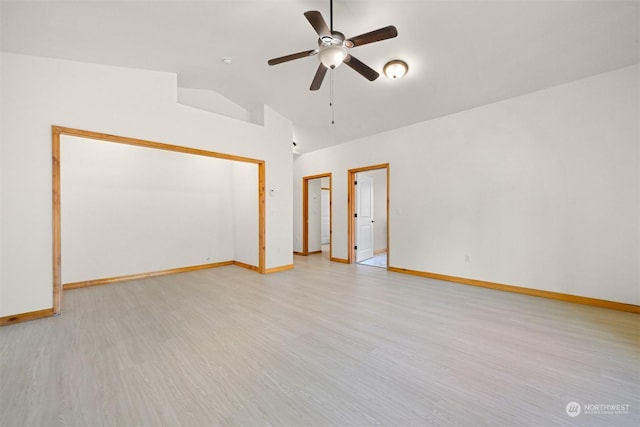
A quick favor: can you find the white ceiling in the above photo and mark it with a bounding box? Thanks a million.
[1,0,638,154]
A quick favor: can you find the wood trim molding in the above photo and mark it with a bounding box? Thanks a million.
[64,262,235,290]
[52,126,266,310]
[258,161,266,274]
[388,266,640,314]
[347,172,354,264]
[330,257,349,264]
[302,173,332,257]
[374,248,388,255]
[0,308,55,327]
[52,126,263,164]
[348,163,390,265]
[307,250,322,255]
[52,127,62,314]
[64,259,296,291]
[233,261,260,272]
[302,175,309,255]
[328,174,333,260]
[264,264,294,274]
[303,172,334,181]
[293,251,305,256]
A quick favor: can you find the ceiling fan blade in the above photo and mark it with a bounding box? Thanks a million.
[310,64,328,91]
[345,25,398,48]
[268,50,317,66]
[304,10,331,37]
[344,55,379,81]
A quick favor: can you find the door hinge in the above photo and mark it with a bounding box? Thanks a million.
[354,181,357,185]
[354,213,358,218]
[354,246,358,250]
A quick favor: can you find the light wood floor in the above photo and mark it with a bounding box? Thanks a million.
[1,256,638,426]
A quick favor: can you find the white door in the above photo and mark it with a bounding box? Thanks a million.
[321,189,330,245]
[307,179,322,252]
[355,173,374,262]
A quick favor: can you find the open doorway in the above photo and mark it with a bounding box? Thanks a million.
[52,126,265,314]
[348,164,389,268]
[302,173,332,260]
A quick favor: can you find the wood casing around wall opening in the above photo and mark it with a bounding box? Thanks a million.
[51,126,267,316]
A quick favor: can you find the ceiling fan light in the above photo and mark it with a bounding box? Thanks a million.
[384,60,408,79]
[319,45,347,69]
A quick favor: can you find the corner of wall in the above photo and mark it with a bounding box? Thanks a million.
[251,105,266,127]
[177,87,253,123]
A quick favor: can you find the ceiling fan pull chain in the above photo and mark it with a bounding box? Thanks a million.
[267,0,397,93]
[330,69,335,124]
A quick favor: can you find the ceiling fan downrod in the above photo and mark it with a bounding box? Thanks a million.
[266,0,399,124]
[330,0,333,32]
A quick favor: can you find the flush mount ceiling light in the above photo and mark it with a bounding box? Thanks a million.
[383,60,408,79]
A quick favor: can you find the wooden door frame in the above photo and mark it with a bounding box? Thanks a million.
[302,173,332,257]
[52,126,266,314]
[348,164,389,266]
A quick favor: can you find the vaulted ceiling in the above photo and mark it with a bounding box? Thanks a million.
[1,1,638,154]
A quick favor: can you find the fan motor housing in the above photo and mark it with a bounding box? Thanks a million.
[318,31,345,48]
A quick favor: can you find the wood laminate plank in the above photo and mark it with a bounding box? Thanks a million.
[1,256,638,425]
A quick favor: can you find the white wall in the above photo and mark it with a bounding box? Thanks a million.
[0,52,293,317]
[294,65,639,305]
[60,135,239,283]
[232,161,259,266]
[177,87,252,124]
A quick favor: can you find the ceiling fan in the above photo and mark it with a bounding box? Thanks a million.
[267,0,398,91]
